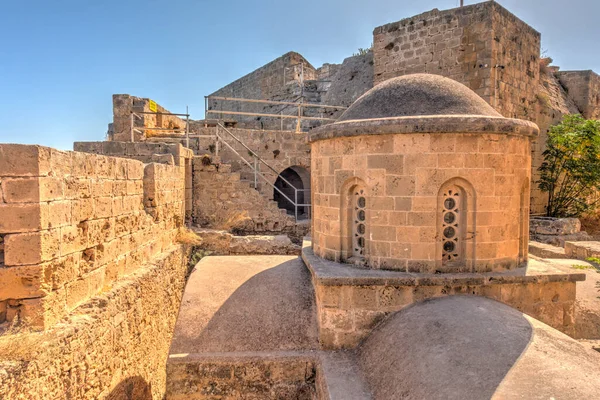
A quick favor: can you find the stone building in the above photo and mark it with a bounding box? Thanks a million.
[309,74,537,273]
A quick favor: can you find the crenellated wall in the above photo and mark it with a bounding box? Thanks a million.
[0,144,186,330]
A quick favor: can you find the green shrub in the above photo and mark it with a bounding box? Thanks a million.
[538,115,600,217]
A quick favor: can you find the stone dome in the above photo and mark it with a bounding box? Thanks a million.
[309,73,539,142]
[338,74,501,121]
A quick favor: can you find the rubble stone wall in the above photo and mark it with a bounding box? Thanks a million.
[0,144,186,330]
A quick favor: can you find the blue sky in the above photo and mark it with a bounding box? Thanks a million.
[0,0,598,150]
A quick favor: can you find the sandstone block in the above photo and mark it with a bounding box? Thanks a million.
[1,178,39,203]
[0,203,41,233]
[4,230,60,265]
[0,144,51,177]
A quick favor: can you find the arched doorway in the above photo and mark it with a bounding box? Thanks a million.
[273,166,310,219]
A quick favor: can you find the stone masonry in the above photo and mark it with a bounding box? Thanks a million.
[372,1,540,121]
[0,144,188,330]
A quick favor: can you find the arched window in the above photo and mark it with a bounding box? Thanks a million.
[437,178,476,271]
[441,187,464,265]
[353,187,367,258]
[340,178,368,263]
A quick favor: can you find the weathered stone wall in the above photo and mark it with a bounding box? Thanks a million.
[490,3,540,121]
[0,144,186,330]
[0,244,191,400]
[150,127,311,200]
[558,70,600,120]
[207,52,318,130]
[166,356,317,399]
[311,132,532,273]
[74,141,193,167]
[74,141,194,222]
[372,2,540,121]
[111,94,187,142]
[198,127,310,196]
[373,4,493,100]
[322,53,374,108]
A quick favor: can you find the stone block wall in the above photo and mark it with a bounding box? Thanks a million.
[315,279,577,350]
[311,132,532,273]
[490,3,541,121]
[0,144,186,330]
[303,245,581,350]
[196,127,310,195]
[74,141,194,222]
[372,2,540,121]
[207,52,318,130]
[558,70,600,120]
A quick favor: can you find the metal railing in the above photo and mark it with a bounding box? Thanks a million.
[130,109,191,147]
[214,122,311,221]
[205,96,347,132]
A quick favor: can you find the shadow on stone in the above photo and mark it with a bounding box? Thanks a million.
[358,296,533,400]
[106,376,152,400]
[169,257,319,354]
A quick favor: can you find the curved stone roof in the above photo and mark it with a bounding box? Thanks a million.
[309,74,539,142]
[358,296,600,400]
[339,74,501,121]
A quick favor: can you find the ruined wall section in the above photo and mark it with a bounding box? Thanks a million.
[0,144,185,330]
[112,94,187,142]
[207,52,317,130]
[558,70,600,120]
[322,52,374,108]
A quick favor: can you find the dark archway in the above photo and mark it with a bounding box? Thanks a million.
[273,166,310,219]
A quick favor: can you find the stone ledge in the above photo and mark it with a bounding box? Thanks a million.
[309,115,539,142]
[302,239,585,287]
[528,241,567,259]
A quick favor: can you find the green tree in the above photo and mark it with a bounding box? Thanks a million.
[538,115,600,217]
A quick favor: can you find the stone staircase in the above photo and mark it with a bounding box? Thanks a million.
[192,159,308,239]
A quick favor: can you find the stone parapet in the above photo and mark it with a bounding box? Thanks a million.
[0,144,186,330]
